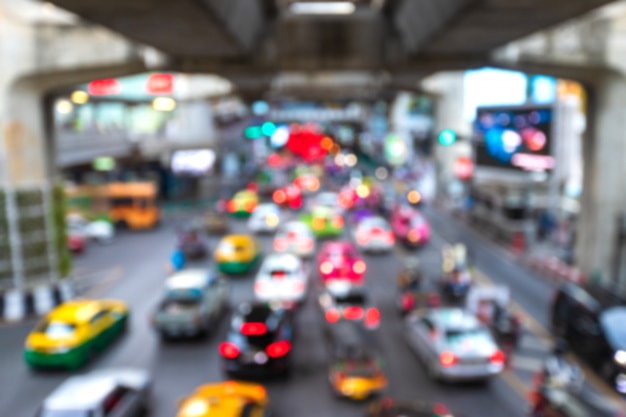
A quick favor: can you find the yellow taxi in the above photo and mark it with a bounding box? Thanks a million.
[24,299,129,370]
[177,381,269,417]
[227,190,259,217]
[214,234,262,275]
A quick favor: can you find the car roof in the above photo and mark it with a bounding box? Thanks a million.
[561,282,626,311]
[429,308,481,331]
[280,221,309,232]
[261,253,301,270]
[166,269,213,290]
[44,374,118,410]
[47,300,103,324]
[220,235,254,245]
[360,217,389,226]
[321,241,354,252]
[180,382,267,417]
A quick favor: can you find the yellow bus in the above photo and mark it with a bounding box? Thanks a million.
[66,182,160,230]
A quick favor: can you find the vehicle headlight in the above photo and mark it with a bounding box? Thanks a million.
[615,350,626,366]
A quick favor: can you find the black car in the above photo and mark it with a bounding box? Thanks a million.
[366,398,457,417]
[551,282,626,393]
[219,302,294,378]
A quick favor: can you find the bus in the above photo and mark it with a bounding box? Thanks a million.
[66,182,160,230]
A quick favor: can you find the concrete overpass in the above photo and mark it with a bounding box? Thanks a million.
[1,0,625,290]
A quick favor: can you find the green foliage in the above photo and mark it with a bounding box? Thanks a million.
[52,184,71,278]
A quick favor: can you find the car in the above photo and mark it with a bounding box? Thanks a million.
[317,241,367,286]
[214,235,262,275]
[151,269,230,339]
[200,211,229,235]
[300,206,345,238]
[227,190,259,217]
[366,399,457,417]
[25,299,129,370]
[219,302,294,377]
[67,213,115,244]
[294,174,320,194]
[354,216,395,253]
[254,253,309,305]
[176,381,269,417]
[273,184,303,210]
[319,282,381,330]
[390,206,430,247]
[38,368,151,417]
[405,308,505,382]
[177,229,208,260]
[325,321,387,400]
[247,203,282,234]
[273,221,316,258]
[67,232,86,254]
[551,282,626,393]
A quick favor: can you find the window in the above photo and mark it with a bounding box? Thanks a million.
[110,197,133,207]
[419,318,434,332]
[102,386,130,415]
[89,310,109,325]
[35,321,76,338]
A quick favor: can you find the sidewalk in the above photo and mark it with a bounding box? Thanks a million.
[434,197,587,287]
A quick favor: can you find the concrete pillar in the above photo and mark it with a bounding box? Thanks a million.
[577,73,626,284]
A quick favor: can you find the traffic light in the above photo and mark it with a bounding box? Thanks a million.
[244,125,263,140]
[438,129,457,146]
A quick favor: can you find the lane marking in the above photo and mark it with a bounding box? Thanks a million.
[501,369,530,400]
[81,266,124,298]
[511,356,544,374]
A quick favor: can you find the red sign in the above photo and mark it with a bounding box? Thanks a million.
[455,157,474,180]
[87,78,121,96]
[286,128,327,162]
[146,73,174,95]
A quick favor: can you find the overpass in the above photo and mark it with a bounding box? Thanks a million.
[1,0,625,289]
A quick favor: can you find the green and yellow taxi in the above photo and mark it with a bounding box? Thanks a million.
[300,205,344,238]
[24,299,129,370]
[177,381,269,417]
[214,234,262,275]
[227,191,259,218]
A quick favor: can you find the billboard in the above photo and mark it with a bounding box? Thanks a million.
[474,105,554,172]
[171,149,216,176]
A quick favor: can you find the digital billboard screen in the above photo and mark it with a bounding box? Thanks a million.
[473,106,554,172]
[171,149,216,176]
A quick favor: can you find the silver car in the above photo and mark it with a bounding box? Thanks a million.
[405,308,505,382]
[152,269,229,339]
[273,221,316,258]
[37,368,151,417]
[354,216,395,253]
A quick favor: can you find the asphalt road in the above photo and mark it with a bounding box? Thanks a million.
[1,204,546,417]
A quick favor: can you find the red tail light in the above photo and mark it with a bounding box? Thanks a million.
[240,322,267,336]
[439,351,457,367]
[343,306,364,320]
[401,294,415,311]
[273,190,286,204]
[365,308,380,327]
[289,199,302,210]
[274,238,288,251]
[244,201,256,212]
[325,308,340,323]
[332,216,344,228]
[490,350,506,365]
[227,201,237,213]
[219,342,240,359]
[353,261,366,274]
[266,340,291,358]
[386,233,396,244]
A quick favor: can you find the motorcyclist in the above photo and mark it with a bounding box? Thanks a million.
[542,340,583,389]
[398,257,423,292]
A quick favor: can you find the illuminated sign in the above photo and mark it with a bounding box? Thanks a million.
[474,105,553,172]
[171,149,216,176]
[93,156,115,171]
[87,78,121,96]
[146,73,174,95]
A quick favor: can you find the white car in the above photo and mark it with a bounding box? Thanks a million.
[38,368,151,417]
[67,214,114,244]
[254,253,309,305]
[273,221,316,257]
[247,203,281,233]
[354,216,395,253]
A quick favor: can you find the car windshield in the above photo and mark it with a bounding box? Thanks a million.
[363,219,388,230]
[35,321,76,338]
[161,298,201,311]
[445,328,493,346]
[335,293,366,305]
[38,410,91,417]
[600,308,626,347]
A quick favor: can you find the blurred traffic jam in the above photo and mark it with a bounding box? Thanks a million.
[20,112,626,417]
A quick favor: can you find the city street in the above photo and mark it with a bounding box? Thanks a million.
[0,205,554,417]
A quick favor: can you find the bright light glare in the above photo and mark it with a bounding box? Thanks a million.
[55,100,73,115]
[290,2,356,15]
[152,97,176,111]
[181,400,209,416]
[345,154,358,167]
[334,154,345,167]
[375,167,388,180]
[356,185,370,199]
[271,125,290,148]
[70,91,89,104]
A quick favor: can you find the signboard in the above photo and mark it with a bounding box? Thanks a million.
[171,149,216,176]
[88,78,122,96]
[474,105,554,172]
[146,73,174,95]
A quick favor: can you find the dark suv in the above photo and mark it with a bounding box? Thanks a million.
[551,282,626,393]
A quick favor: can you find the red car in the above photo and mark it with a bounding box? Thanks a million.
[67,234,86,254]
[316,241,366,286]
[390,205,431,247]
[273,185,303,210]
